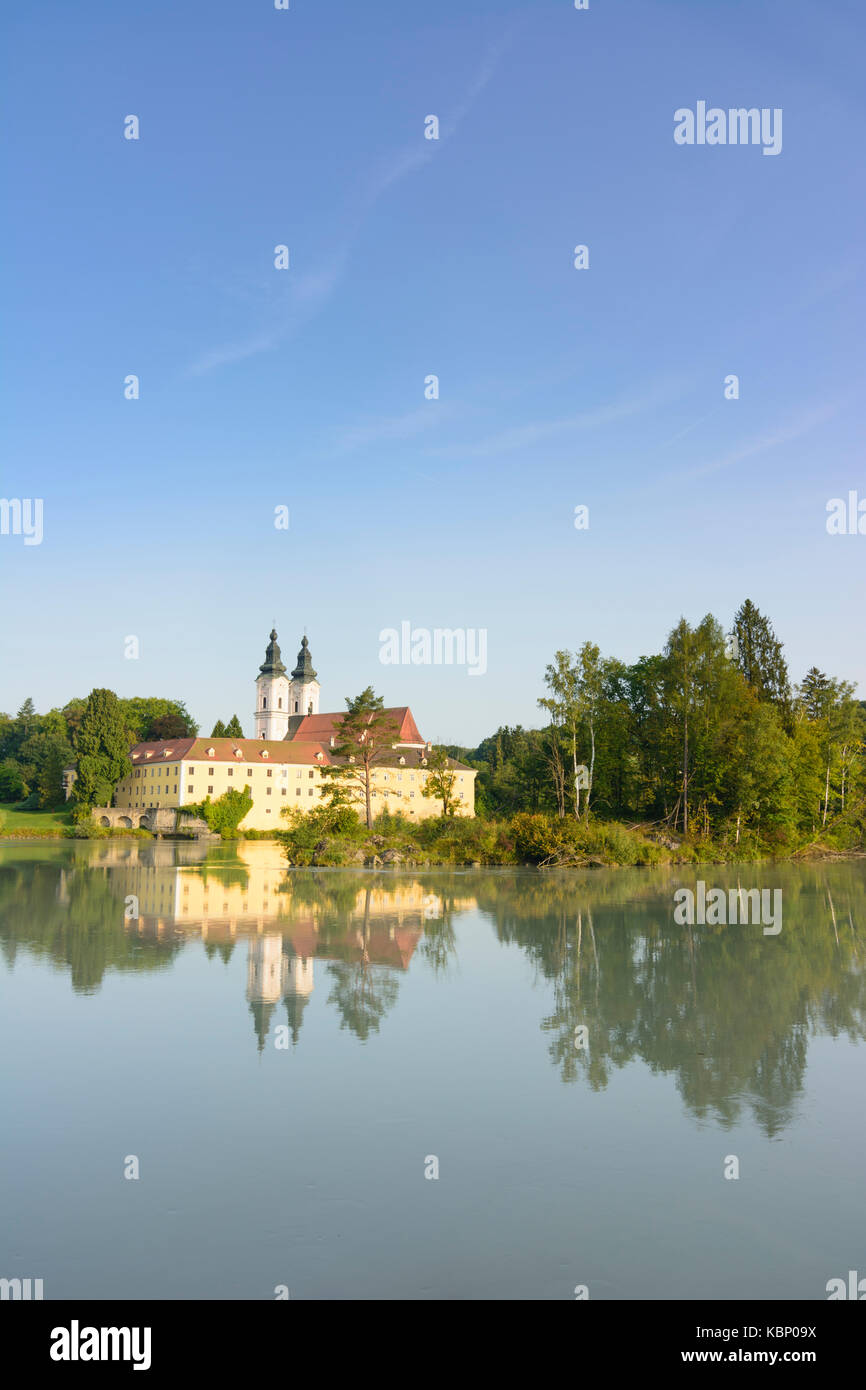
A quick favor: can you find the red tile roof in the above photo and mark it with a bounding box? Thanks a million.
[129,737,331,766]
[288,707,425,746]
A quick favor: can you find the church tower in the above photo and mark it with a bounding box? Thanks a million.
[254,629,291,739]
[288,636,320,718]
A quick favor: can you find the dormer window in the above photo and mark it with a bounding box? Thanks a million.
[207,747,215,757]
[145,751,153,759]
[260,749,269,758]
[421,757,427,766]
[316,751,324,762]
[163,749,173,757]
[234,748,243,758]
[399,756,405,765]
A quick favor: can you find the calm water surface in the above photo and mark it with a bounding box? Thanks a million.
[1,840,863,1300]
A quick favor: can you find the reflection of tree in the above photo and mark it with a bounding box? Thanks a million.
[0,855,178,992]
[195,850,249,891]
[325,889,400,1040]
[419,894,459,975]
[484,865,866,1136]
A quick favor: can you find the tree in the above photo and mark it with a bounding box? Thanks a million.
[733,600,792,720]
[539,651,582,817]
[575,642,603,817]
[420,746,460,816]
[0,759,27,802]
[71,689,132,809]
[122,697,198,741]
[36,742,68,808]
[148,714,190,741]
[320,688,402,829]
[183,785,253,839]
[210,719,227,738]
[225,715,244,738]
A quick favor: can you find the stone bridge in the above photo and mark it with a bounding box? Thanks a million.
[93,807,216,838]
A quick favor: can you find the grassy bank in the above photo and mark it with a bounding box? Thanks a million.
[277,806,866,869]
[0,802,73,837]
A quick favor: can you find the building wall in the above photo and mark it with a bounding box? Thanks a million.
[113,749,476,829]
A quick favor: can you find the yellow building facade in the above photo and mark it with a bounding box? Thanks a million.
[112,631,476,829]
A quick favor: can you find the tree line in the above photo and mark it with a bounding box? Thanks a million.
[0,694,197,808]
[447,600,865,851]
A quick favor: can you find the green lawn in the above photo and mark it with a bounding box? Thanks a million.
[0,802,73,834]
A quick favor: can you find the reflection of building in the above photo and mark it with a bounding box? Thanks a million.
[246,936,315,1051]
[109,629,476,828]
[113,842,475,1048]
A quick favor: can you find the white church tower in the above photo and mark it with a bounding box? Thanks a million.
[254,629,291,739]
[288,635,320,718]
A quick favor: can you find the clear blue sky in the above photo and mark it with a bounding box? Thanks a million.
[2,0,864,745]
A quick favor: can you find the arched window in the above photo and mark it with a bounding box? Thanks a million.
[262,696,267,709]
[294,701,299,713]
[278,697,282,709]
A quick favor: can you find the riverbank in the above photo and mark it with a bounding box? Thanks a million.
[3,803,862,866]
[276,807,866,869]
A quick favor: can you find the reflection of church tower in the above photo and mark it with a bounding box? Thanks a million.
[254,629,290,740]
[288,637,320,718]
[247,935,287,1052]
[282,952,314,1046]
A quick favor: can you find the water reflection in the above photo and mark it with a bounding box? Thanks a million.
[0,841,863,1135]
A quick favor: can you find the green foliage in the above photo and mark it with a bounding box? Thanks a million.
[225,715,244,738]
[321,687,402,829]
[0,759,28,802]
[71,689,132,809]
[121,697,198,742]
[419,746,460,815]
[182,785,253,839]
[210,719,227,738]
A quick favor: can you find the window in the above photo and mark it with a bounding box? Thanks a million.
[308,789,313,796]
[308,770,314,779]
[208,785,213,794]
[267,788,272,796]
[227,768,233,776]
[296,788,301,796]
[247,769,253,777]
[281,788,286,796]
[294,701,298,713]
[278,698,282,709]
[267,769,272,777]
[262,697,267,709]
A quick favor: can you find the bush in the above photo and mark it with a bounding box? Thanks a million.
[511,812,565,863]
[182,786,253,839]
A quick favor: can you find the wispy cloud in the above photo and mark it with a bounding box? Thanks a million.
[674,400,844,482]
[325,404,454,457]
[185,27,517,379]
[427,378,687,461]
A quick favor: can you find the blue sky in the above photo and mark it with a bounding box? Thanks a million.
[2,0,864,745]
